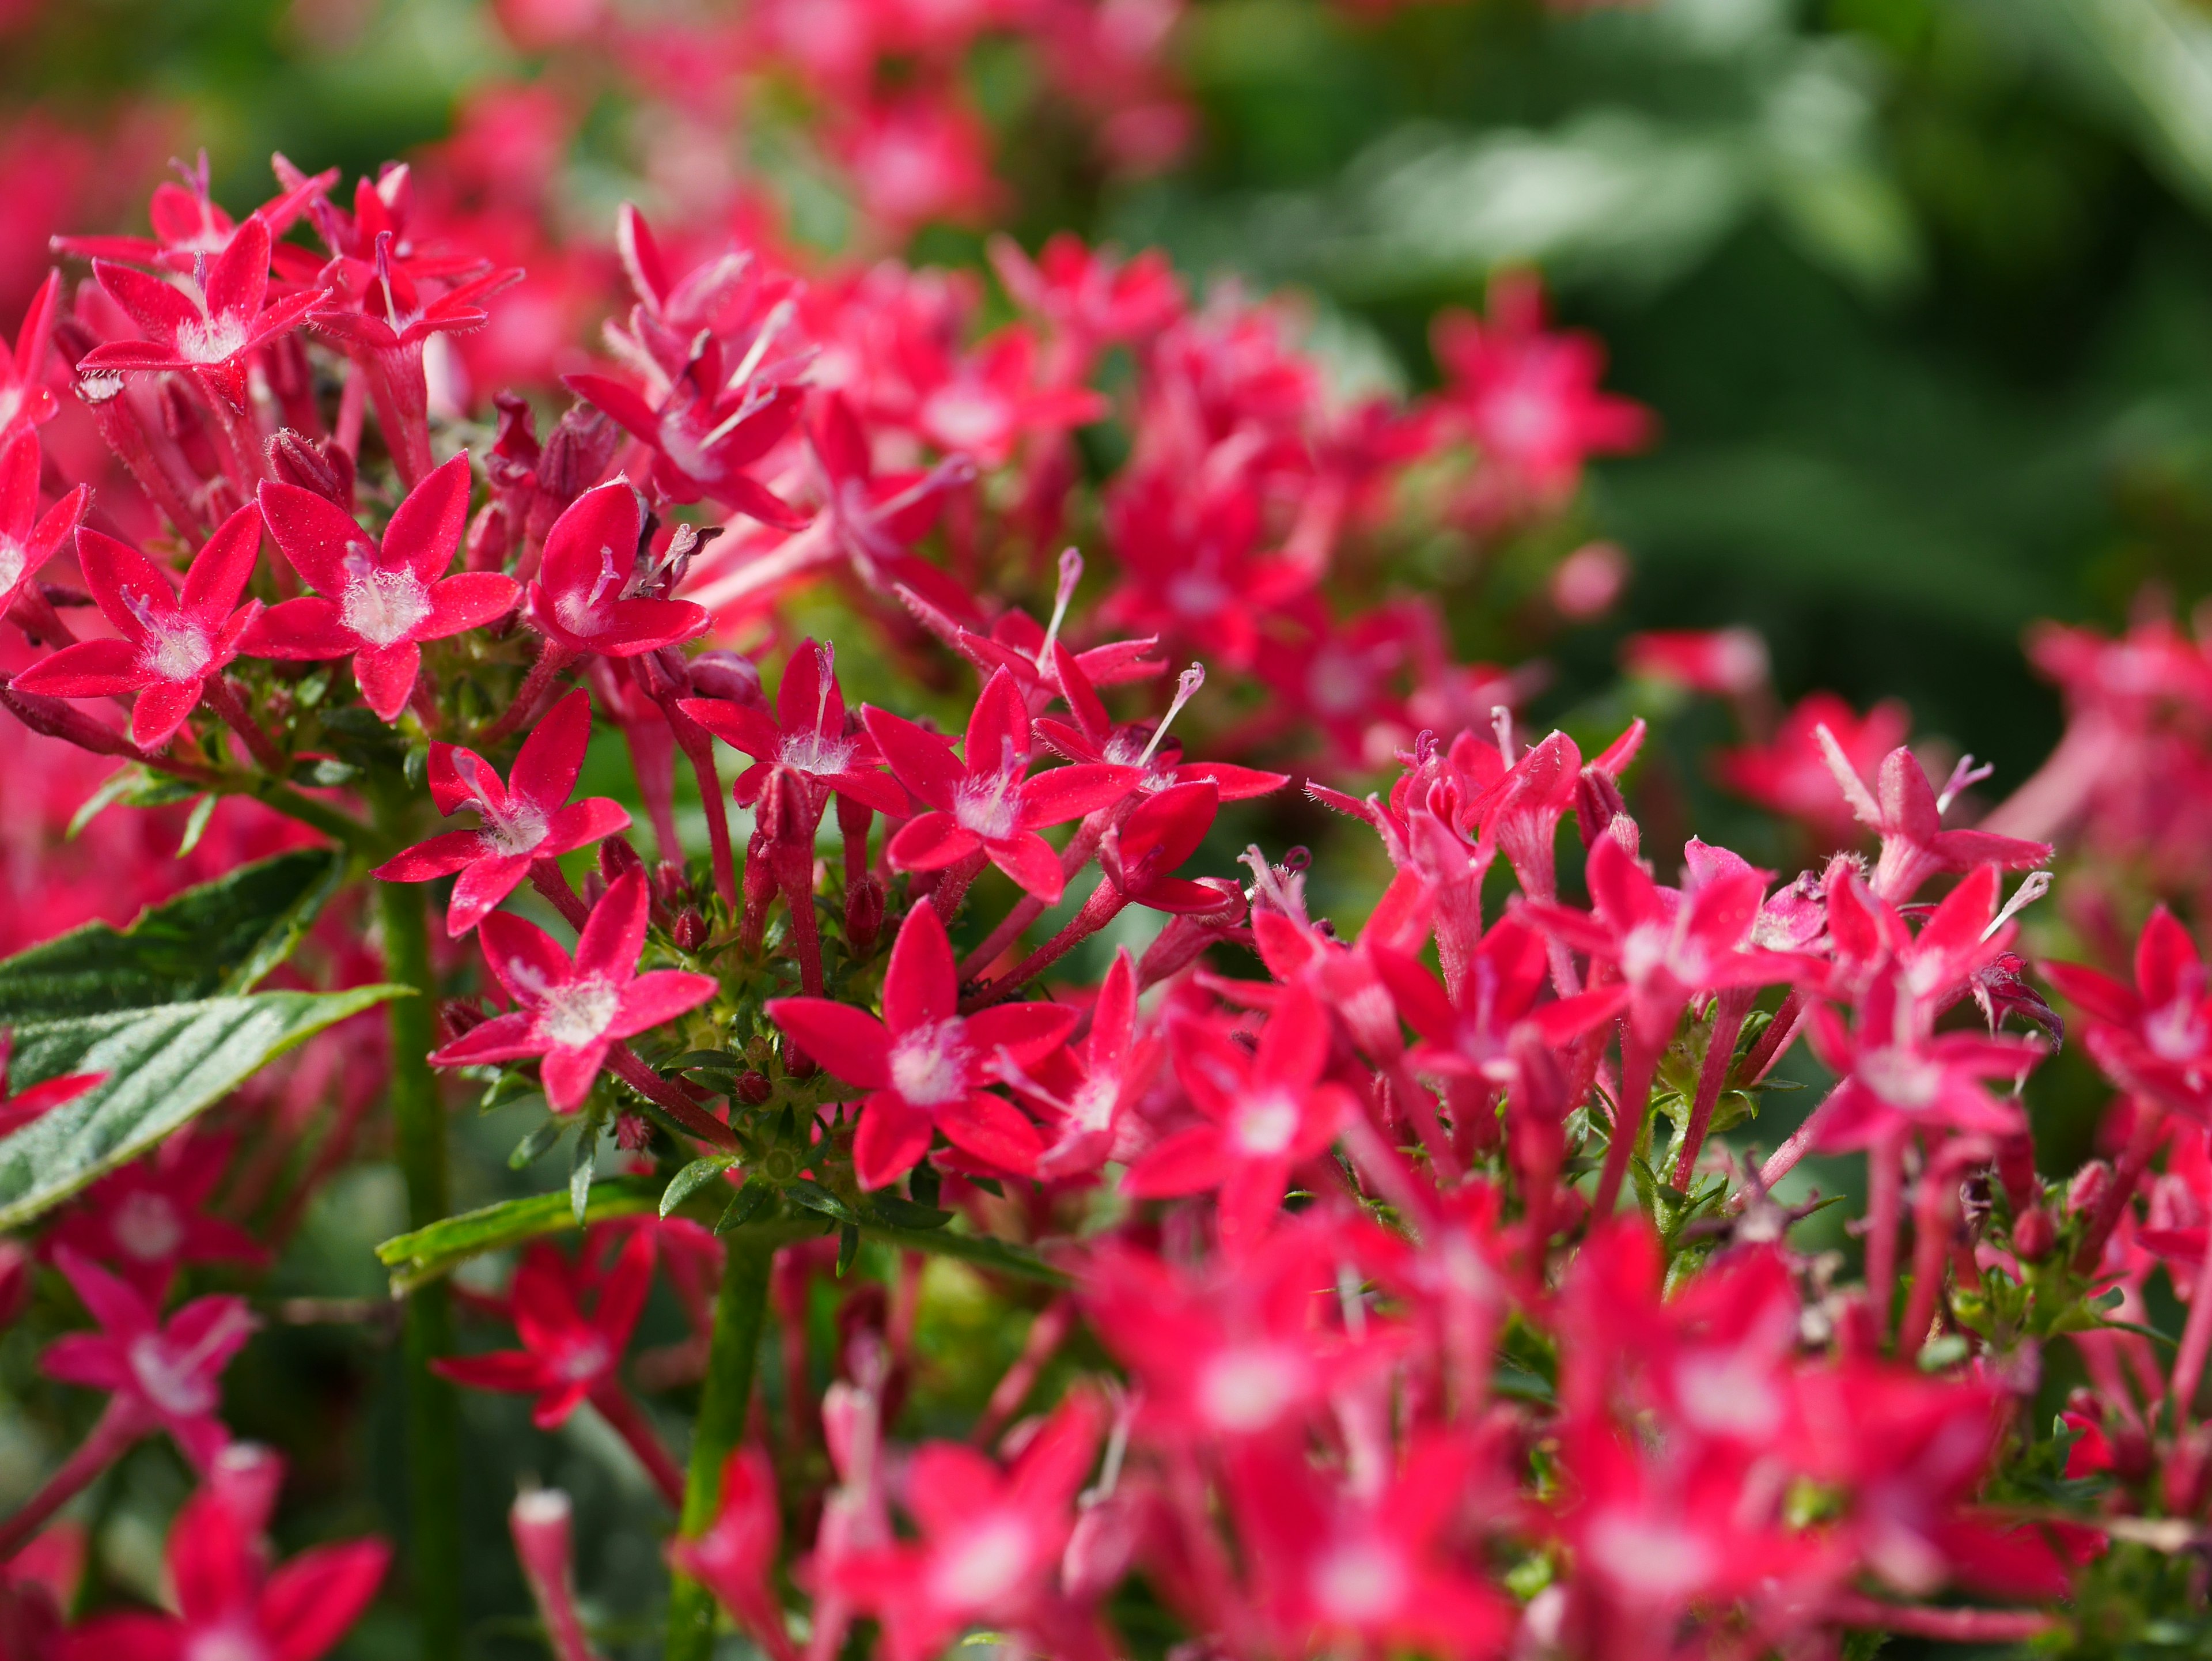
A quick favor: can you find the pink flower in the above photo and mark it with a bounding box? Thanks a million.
[1620,627,1769,697]
[1120,985,1358,1239]
[306,232,522,355]
[1097,779,1229,914]
[1805,967,2043,1152]
[863,667,1141,903]
[1814,734,2050,903]
[57,153,331,271]
[372,688,631,935]
[429,871,718,1112]
[44,1137,264,1300]
[0,429,88,618]
[667,1447,797,1661]
[525,478,711,658]
[77,220,324,400]
[61,1467,388,1661]
[1372,914,1624,1088]
[434,1231,653,1428]
[1002,948,1163,1178]
[809,391,982,623]
[767,902,1076,1187]
[1717,692,1911,849]
[14,504,266,750]
[41,1247,256,1471]
[249,453,519,721]
[2043,907,2212,1123]
[0,268,60,438]
[679,639,908,819]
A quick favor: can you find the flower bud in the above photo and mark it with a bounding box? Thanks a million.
[614,1111,653,1151]
[673,907,708,952]
[783,1035,817,1080]
[487,391,540,488]
[534,406,617,513]
[581,869,608,910]
[844,876,884,956]
[2067,1159,2111,1223]
[438,997,490,1045]
[509,1487,578,1610]
[209,1442,286,1537]
[654,860,691,909]
[689,650,765,709]
[2010,1206,2056,1261]
[267,429,352,506]
[600,835,647,885]
[736,1070,774,1106]
[465,502,512,573]
[1575,767,1627,849]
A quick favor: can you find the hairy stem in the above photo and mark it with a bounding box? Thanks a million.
[607,1044,739,1151]
[0,1398,143,1562]
[377,873,465,1661]
[202,676,287,774]
[666,1236,777,1661]
[1672,994,1750,1189]
[530,857,593,931]
[963,881,1125,1011]
[2077,1099,2165,1273]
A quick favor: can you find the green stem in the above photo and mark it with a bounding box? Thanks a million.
[666,1236,777,1661]
[378,872,465,1661]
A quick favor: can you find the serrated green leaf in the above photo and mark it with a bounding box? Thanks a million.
[0,849,349,1020]
[661,1156,736,1217]
[0,986,402,1231]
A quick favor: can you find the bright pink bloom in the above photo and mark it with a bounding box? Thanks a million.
[767,902,1076,1187]
[864,667,1141,903]
[0,269,60,437]
[1120,985,1357,1239]
[680,640,908,818]
[78,220,323,399]
[1372,915,1624,1087]
[56,153,331,271]
[1717,692,1912,847]
[373,688,631,935]
[1815,735,2050,902]
[914,327,1107,468]
[249,453,520,721]
[307,233,522,355]
[1805,968,2043,1152]
[0,1028,100,1140]
[41,1247,255,1471]
[1002,948,1162,1178]
[1099,780,1226,913]
[2043,906,2212,1123]
[834,1395,1101,1661]
[45,1137,263,1299]
[1042,641,1286,801]
[61,1471,388,1661]
[14,504,266,750]
[1620,627,1769,697]
[0,429,88,618]
[434,1230,654,1427]
[809,391,981,622]
[667,1447,795,1661]
[526,479,710,657]
[429,871,718,1112]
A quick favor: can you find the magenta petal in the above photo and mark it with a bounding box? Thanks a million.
[429,1011,543,1068]
[385,452,474,581]
[540,798,631,857]
[180,502,266,616]
[852,1092,935,1189]
[542,1043,609,1113]
[372,829,486,883]
[1120,1125,1231,1197]
[575,871,650,981]
[967,1001,1078,1068]
[418,572,522,639]
[679,695,779,760]
[861,706,964,810]
[937,1091,1043,1176]
[1017,764,1141,829]
[985,831,1065,904]
[476,911,575,1006]
[257,478,378,595]
[512,687,594,808]
[764,997,892,1088]
[258,1540,392,1661]
[93,258,200,343]
[882,902,959,1031]
[14,637,146,698]
[593,597,710,657]
[887,812,980,873]
[131,680,204,750]
[446,853,535,936]
[609,970,718,1038]
[825,767,910,816]
[75,527,177,642]
[244,596,357,659]
[353,641,421,722]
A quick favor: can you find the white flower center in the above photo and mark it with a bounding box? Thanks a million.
[536,977,620,1049]
[1584,1511,1714,1601]
[1196,1344,1306,1432]
[140,616,213,684]
[556,1334,610,1383]
[478,804,549,859]
[1672,1349,1782,1437]
[185,1625,273,1661]
[2147,997,2207,1064]
[923,385,1012,453]
[0,536,24,597]
[927,1514,1034,1609]
[1229,1089,1299,1157]
[129,1333,218,1418]
[1312,1539,1407,1622]
[953,771,1022,842]
[890,1020,970,1107]
[1857,1046,1942,1112]
[112,1191,184,1263]
[1166,569,1227,619]
[780,732,857,777]
[341,566,432,646]
[175,313,251,366]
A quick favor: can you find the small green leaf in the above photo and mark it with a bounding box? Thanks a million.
[509,1120,564,1170]
[716,1177,778,1234]
[837,1223,860,1277]
[785,1179,858,1225]
[65,766,142,841]
[860,1194,953,1230]
[175,794,217,858]
[570,1122,598,1226]
[377,1179,665,1294]
[668,1050,744,1075]
[861,1223,1067,1286]
[661,1156,736,1217]
[0,986,403,1231]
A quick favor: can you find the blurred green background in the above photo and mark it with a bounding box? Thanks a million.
[11,0,2212,794]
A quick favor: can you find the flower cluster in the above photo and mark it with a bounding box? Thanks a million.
[0,147,2198,1661]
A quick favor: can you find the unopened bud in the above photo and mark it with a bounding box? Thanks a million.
[535,406,616,508]
[600,835,647,885]
[200,476,245,524]
[635,645,691,698]
[783,1035,817,1079]
[268,429,352,505]
[209,1443,286,1537]
[438,997,490,1044]
[689,650,765,709]
[581,869,608,909]
[1575,768,1627,849]
[845,876,885,956]
[488,391,541,487]
[736,1070,774,1106]
[465,502,511,573]
[614,1111,653,1152]
[673,907,707,951]
[2067,1159,2112,1223]
[2011,1206,2056,1261]
[0,674,138,757]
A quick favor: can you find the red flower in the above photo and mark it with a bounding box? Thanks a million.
[525,478,711,658]
[44,1136,264,1299]
[863,667,1141,904]
[249,453,520,721]
[1372,914,1624,1088]
[1620,627,1769,697]
[14,504,265,750]
[429,871,719,1112]
[666,1447,796,1661]
[0,269,61,438]
[41,1247,256,1471]
[1804,967,2042,1152]
[1041,643,1286,801]
[809,391,981,623]
[834,1395,1102,1661]
[373,688,631,935]
[767,902,1076,1187]
[1120,985,1357,1240]
[1814,733,2049,903]
[61,1470,388,1661]
[914,327,1107,468]
[1098,779,1229,914]
[58,153,331,271]
[307,232,522,355]
[77,220,323,400]
[434,1231,654,1428]
[1717,691,1911,847]
[2043,906,2212,1123]
[679,639,908,819]
[0,429,88,619]
[1002,948,1162,1178]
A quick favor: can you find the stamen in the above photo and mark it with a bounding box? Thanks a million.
[1937,754,1994,815]
[1491,705,1515,766]
[1041,547,1084,660]
[1138,663,1205,767]
[1984,870,2052,941]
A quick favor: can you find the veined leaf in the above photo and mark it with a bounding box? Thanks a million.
[0,848,349,1019]
[0,985,402,1230]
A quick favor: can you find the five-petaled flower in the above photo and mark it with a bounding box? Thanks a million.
[0,429,88,621]
[680,638,908,819]
[14,503,266,750]
[428,871,718,1112]
[250,452,520,721]
[768,902,1076,1187]
[526,478,711,657]
[2044,906,2212,1123]
[373,688,631,934]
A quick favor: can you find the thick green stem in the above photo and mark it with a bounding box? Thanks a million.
[666,1236,777,1661]
[379,874,465,1661]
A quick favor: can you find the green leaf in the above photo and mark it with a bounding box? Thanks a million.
[785,1178,858,1225]
[0,986,402,1231]
[859,1194,953,1231]
[570,1121,598,1227]
[175,794,217,859]
[668,1050,744,1076]
[508,1120,564,1170]
[661,1156,736,1217]
[376,1178,666,1295]
[861,1223,1069,1287]
[0,849,349,1020]
[717,1178,778,1234]
[837,1223,860,1277]
[65,766,143,841]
